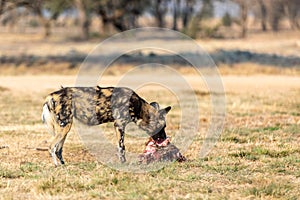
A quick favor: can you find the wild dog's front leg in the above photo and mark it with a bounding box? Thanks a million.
[114,122,126,163]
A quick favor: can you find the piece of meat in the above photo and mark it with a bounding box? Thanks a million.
[138,137,186,164]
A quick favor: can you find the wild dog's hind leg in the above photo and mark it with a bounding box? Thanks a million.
[114,122,126,163]
[49,122,72,166]
[55,133,68,165]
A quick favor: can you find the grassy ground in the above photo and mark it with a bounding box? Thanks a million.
[0,74,299,199]
[0,30,299,76]
[0,30,300,199]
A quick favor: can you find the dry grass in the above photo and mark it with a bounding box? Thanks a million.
[0,30,299,76]
[218,63,300,76]
[1,63,299,76]
[0,30,300,199]
[0,74,299,199]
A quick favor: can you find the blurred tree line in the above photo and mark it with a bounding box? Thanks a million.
[0,0,299,39]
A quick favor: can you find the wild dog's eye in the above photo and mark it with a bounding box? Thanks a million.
[159,114,165,120]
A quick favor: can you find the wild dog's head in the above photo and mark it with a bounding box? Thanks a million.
[138,102,171,141]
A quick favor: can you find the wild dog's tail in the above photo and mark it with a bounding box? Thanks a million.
[42,96,55,136]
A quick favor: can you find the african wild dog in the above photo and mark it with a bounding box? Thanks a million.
[42,86,171,166]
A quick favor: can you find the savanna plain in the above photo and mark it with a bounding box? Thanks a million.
[0,31,300,199]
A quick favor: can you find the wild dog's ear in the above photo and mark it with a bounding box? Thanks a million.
[150,102,160,110]
[164,106,171,114]
[159,106,171,115]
